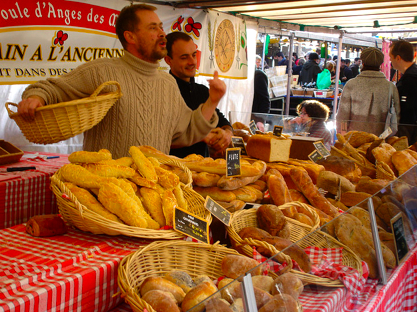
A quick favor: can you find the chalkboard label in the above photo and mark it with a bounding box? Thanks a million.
[273,125,283,137]
[231,136,247,155]
[308,150,323,163]
[174,207,209,244]
[226,148,241,177]
[205,196,231,226]
[249,120,257,135]
[390,213,409,264]
[313,141,330,158]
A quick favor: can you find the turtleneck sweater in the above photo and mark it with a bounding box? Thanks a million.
[22,51,218,159]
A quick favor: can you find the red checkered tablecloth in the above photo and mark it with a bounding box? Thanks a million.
[0,152,69,229]
[0,224,149,312]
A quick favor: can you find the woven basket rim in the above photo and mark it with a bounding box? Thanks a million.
[51,165,211,239]
[227,206,363,287]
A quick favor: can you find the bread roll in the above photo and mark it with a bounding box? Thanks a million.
[267,173,292,206]
[205,298,233,312]
[257,205,289,238]
[293,212,314,226]
[193,186,237,202]
[142,290,180,312]
[246,134,292,163]
[181,281,218,312]
[344,131,378,148]
[392,150,417,176]
[164,270,196,294]
[317,170,356,195]
[316,155,362,183]
[221,254,263,279]
[140,276,185,304]
[129,146,158,183]
[271,273,304,300]
[192,171,221,187]
[161,189,178,227]
[340,191,371,207]
[251,275,275,293]
[355,177,390,195]
[26,214,67,237]
[139,187,165,227]
[258,294,298,312]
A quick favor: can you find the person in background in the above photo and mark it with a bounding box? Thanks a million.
[289,100,333,148]
[325,60,337,80]
[292,52,300,65]
[165,32,232,158]
[16,4,225,159]
[390,40,417,144]
[351,57,361,78]
[341,58,353,84]
[292,58,305,76]
[337,47,400,136]
[299,52,322,86]
[274,52,289,73]
[252,55,271,132]
[255,55,263,70]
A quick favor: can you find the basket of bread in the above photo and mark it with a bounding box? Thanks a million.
[118,240,303,312]
[6,81,122,144]
[227,204,363,287]
[51,146,210,240]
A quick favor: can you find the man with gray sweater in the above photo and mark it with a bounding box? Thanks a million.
[17,4,226,158]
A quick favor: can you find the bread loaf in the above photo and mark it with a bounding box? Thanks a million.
[355,177,390,195]
[251,276,275,293]
[246,134,292,162]
[26,214,67,237]
[142,290,180,312]
[258,294,298,312]
[205,298,233,312]
[181,281,218,312]
[271,273,304,300]
[257,205,289,238]
[267,173,292,206]
[192,171,221,187]
[164,270,196,293]
[193,186,237,202]
[316,155,362,183]
[221,254,263,279]
[316,170,355,195]
[340,191,371,207]
[140,276,186,304]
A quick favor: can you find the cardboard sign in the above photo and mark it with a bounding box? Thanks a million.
[273,125,283,137]
[174,207,209,244]
[231,136,247,155]
[313,141,330,158]
[390,213,409,264]
[249,120,257,135]
[226,148,241,177]
[205,196,231,226]
[308,150,323,163]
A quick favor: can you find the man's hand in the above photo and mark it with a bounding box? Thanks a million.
[203,127,232,151]
[201,71,226,121]
[17,96,45,121]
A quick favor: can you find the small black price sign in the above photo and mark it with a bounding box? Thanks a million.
[308,150,323,163]
[249,120,257,135]
[226,148,241,177]
[231,136,247,155]
[273,125,283,137]
[313,141,330,158]
[205,196,231,226]
[390,213,409,264]
[174,207,209,244]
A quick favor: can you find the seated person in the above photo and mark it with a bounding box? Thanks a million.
[288,100,333,149]
[165,32,232,159]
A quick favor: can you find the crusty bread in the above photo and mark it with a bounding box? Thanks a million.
[221,254,263,279]
[142,290,180,312]
[140,276,186,304]
[316,155,362,183]
[246,134,292,162]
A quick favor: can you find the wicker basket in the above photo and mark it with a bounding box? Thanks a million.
[227,207,363,287]
[6,81,122,144]
[277,201,320,232]
[118,240,284,312]
[50,159,209,239]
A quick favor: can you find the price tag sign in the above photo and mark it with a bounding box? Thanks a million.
[174,207,209,244]
[205,196,231,226]
[308,150,323,163]
[379,127,392,140]
[226,148,241,177]
[273,125,283,137]
[249,120,257,135]
[390,213,409,265]
[313,141,330,158]
[231,136,247,155]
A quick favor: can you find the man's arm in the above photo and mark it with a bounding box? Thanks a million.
[200,71,226,120]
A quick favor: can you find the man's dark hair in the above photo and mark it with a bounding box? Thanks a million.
[292,52,298,59]
[166,32,193,58]
[390,40,415,62]
[333,55,338,61]
[309,52,319,60]
[343,59,351,65]
[354,57,360,62]
[115,4,157,49]
[275,52,285,58]
[297,100,330,120]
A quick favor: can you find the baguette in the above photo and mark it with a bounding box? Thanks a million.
[193,171,221,187]
[217,161,266,190]
[68,149,112,163]
[267,173,292,206]
[193,186,236,202]
[182,159,262,177]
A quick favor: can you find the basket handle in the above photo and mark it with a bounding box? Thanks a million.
[238,237,293,273]
[90,81,121,98]
[5,102,19,117]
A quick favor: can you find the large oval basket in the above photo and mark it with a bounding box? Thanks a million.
[6,81,122,144]
[227,206,363,287]
[50,158,210,240]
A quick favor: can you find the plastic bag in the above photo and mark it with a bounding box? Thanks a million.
[316,69,331,89]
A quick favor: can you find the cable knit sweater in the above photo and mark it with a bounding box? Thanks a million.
[22,51,218,158]
[336,71,400,136]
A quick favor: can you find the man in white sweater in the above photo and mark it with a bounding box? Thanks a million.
[17,4,226,158]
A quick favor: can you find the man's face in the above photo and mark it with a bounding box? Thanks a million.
[165,39,197,81]
[129,10,167,63]
[276,56,283,62]
[389,48,400,71]
[256,58,261,68]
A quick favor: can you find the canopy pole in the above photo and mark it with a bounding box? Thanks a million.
[332,31,344,120]
[261,33,266,71]
[285,32,294,115]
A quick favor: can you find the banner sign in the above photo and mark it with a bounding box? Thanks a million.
[0,0,247,85]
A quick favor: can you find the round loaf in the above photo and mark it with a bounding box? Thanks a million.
[164,270,196,294]
[258,294,298,312]
[271,273,304,300]
[181,281,218,312]
[140,276,185,304]
[221,254,263,279]
[142,290,180,312]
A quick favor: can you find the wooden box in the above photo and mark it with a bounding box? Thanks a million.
[0,140,24,165]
